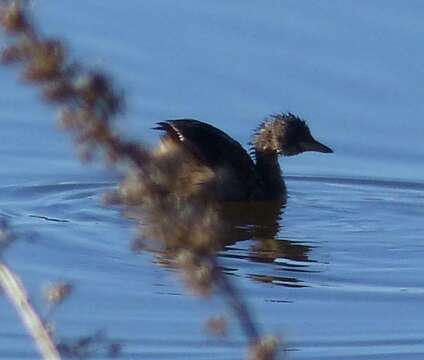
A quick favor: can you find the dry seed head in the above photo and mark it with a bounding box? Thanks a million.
[190,217,219,253]
[177,254,214,296]
[44,282,73,305]
[23,40,65,82]
[43,80,75,102]
[205,315,228,337]
[175,249,196,267]
[117,171,149,205]
[75,72,108,104]
[1,37,33,64]
[0,2,30,33]
[1,44,23,64]
[248,335,280,360]
[189,262,214,296]
[58,107,80,129]
[0,218,15,252]
[75,71,123,115]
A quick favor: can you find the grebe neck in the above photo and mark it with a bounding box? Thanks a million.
[254,150,286,199]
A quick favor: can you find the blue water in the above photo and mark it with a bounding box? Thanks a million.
[0,1,423,359]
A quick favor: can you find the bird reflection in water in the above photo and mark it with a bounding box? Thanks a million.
[217,199,313,288]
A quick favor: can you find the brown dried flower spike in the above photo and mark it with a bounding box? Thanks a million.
[249,335,280,360]
[24,40,65,82]
[205,315,228,337]
[0,2,30,33]
[44,282,73,305]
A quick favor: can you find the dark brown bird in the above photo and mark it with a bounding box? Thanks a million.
[154,113,333,201]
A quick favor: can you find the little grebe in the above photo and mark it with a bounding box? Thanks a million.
[154,113,333,201]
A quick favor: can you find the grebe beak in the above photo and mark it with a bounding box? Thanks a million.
[301,138,333,153]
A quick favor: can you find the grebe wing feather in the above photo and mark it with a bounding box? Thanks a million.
[154,119,256,180]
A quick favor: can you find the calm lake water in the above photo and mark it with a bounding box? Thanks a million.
[0,1,423,359]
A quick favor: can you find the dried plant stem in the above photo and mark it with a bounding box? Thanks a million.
[0,261,61,360]
[212,258,260,344]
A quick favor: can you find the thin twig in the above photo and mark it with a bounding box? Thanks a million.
[0,261,61,360]
[212,258,260,344]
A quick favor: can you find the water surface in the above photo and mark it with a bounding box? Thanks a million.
[0,1,423,359]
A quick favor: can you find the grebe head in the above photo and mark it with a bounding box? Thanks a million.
[252,112,333,156]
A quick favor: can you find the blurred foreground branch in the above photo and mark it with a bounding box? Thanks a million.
[0,262,61,360]
[0,1,281,359]
[0,220,61,359]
